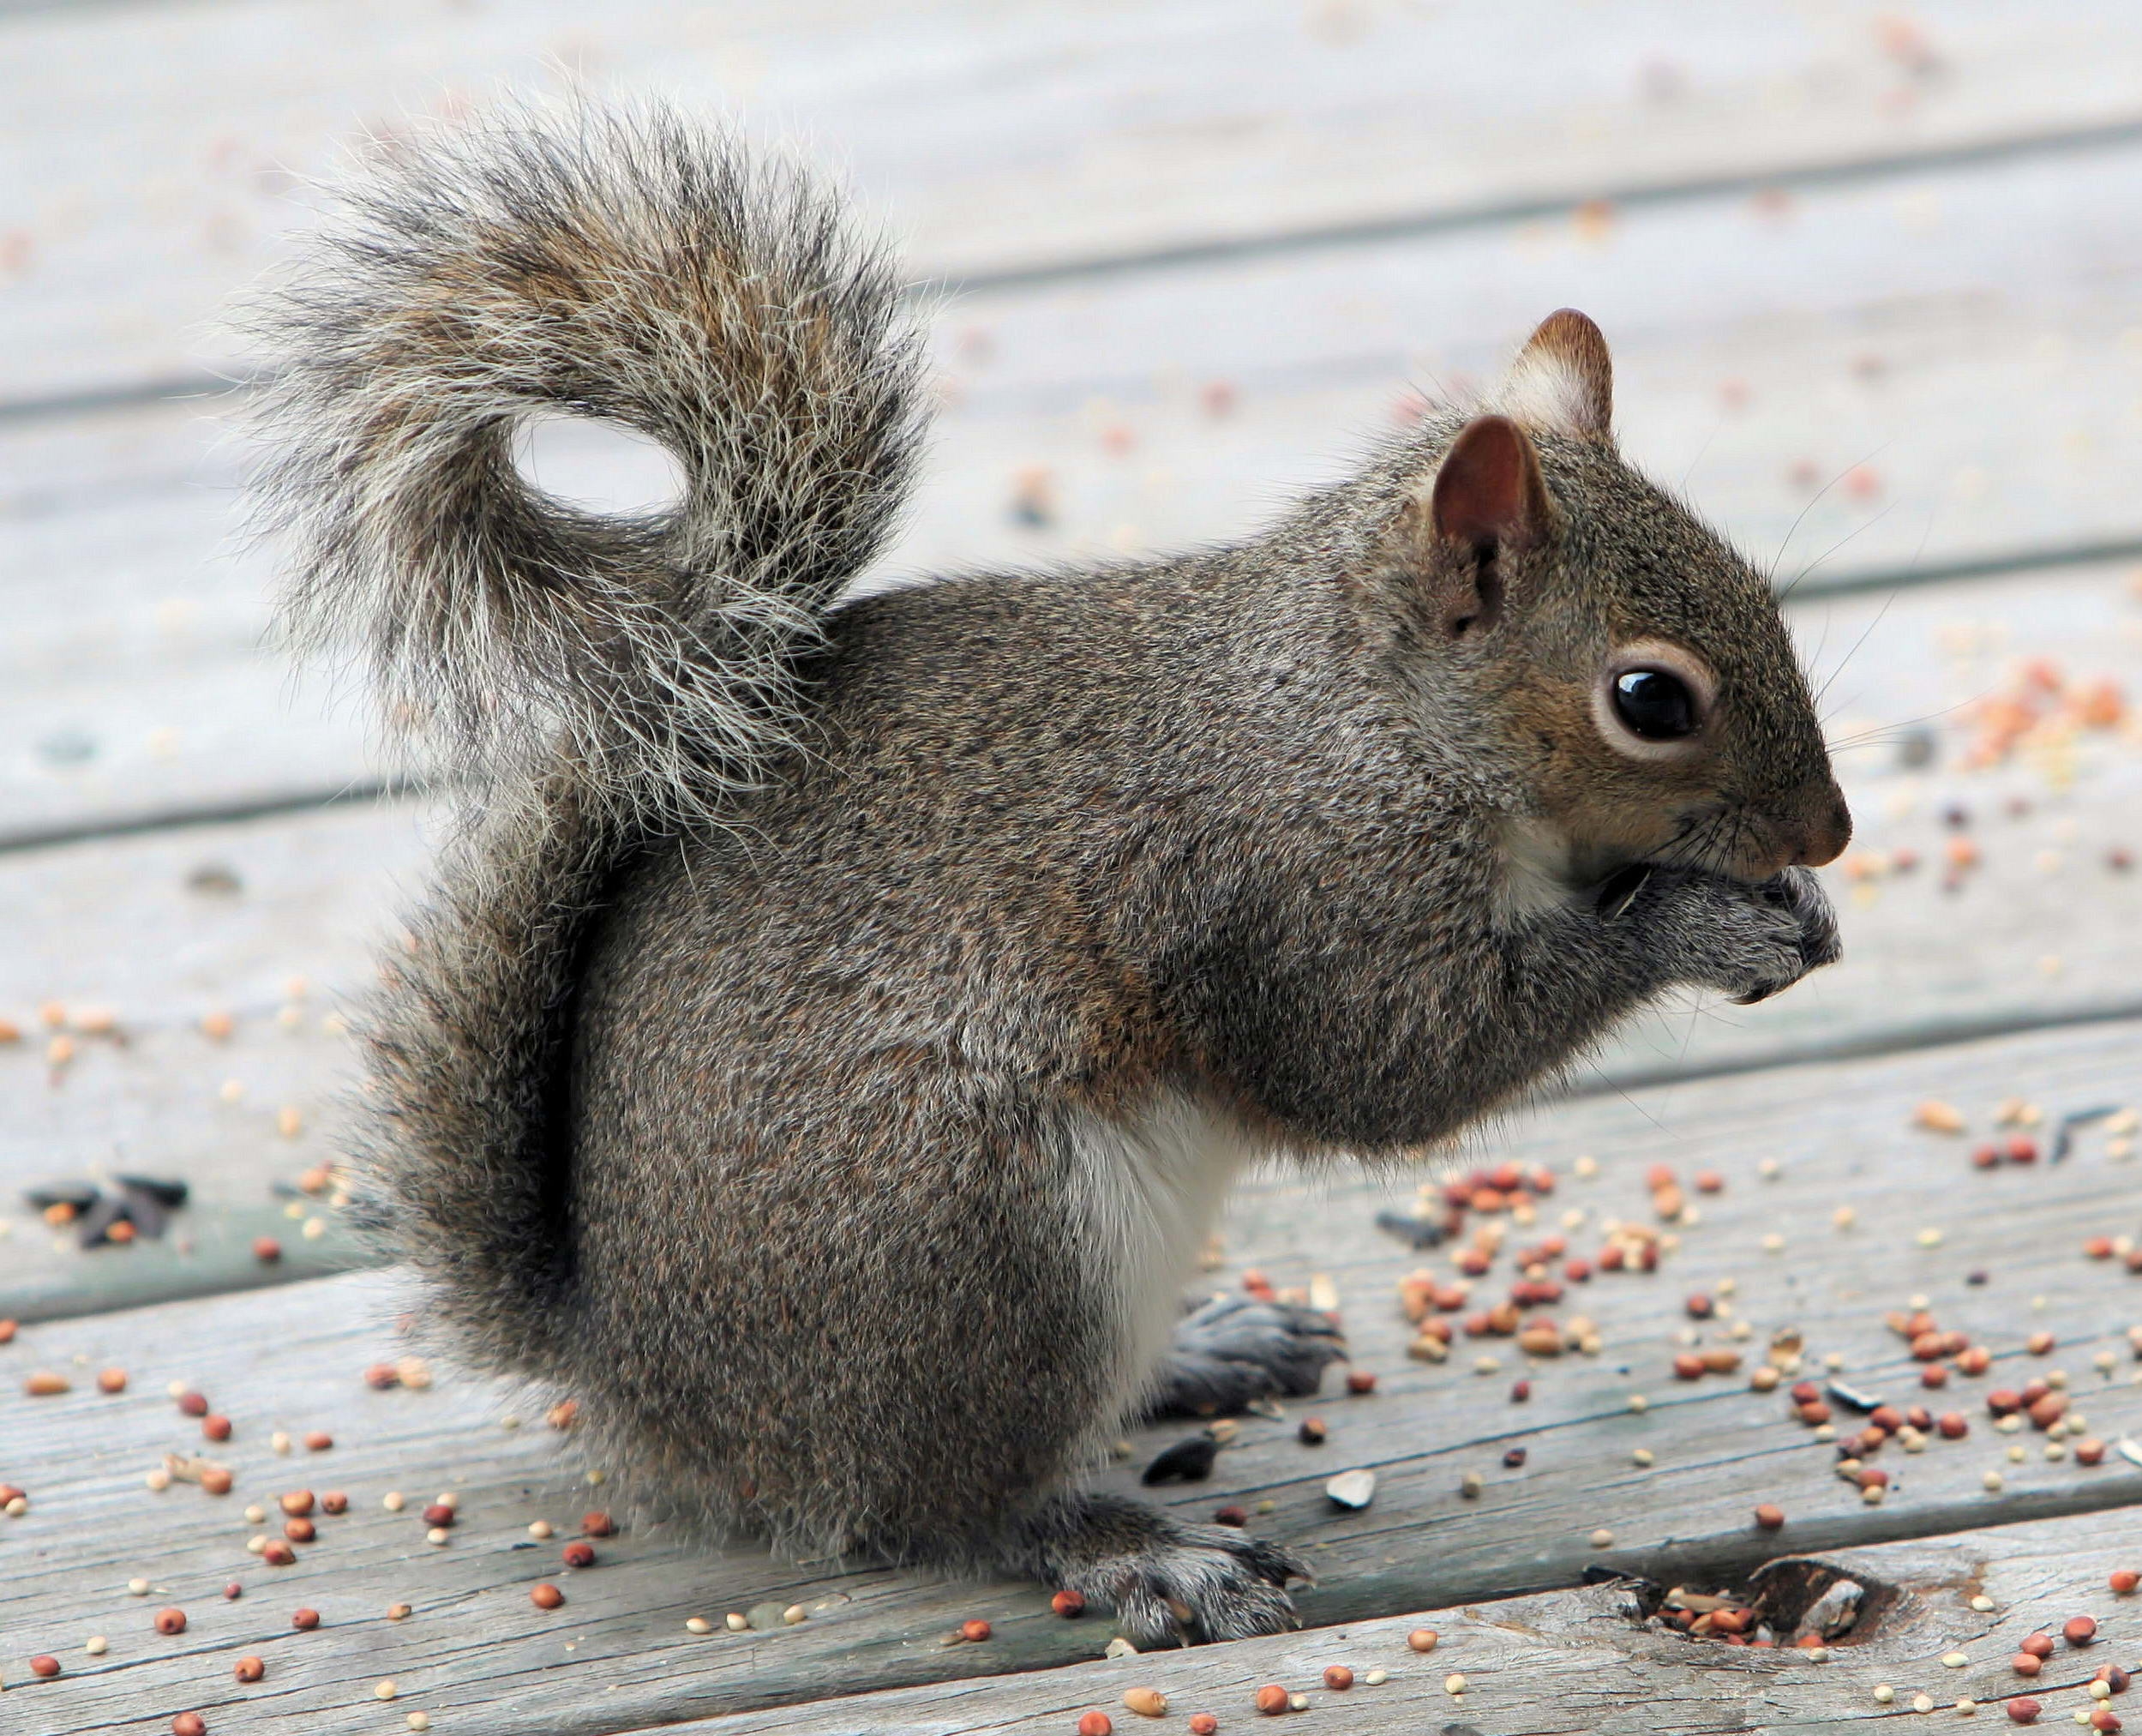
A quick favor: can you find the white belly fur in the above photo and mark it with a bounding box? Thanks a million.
[1063,1091,1270,1430]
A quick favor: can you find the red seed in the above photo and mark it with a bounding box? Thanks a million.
[2097,1665,2133,1692]
[2078,1439,2108,1466]
[562,1540,597,1568]
[173,1715,207,1736]
[1797,1401,1832,1425]
[2009,1698,2042,1723]
[2007,1137,2039,1163]
[2027,1332,2055,1355]
[1213,1505,1248,1527]
[235,1655,265,1682]
[291,1607,319,1630]
[2067,1617,2098,1647]
[1989,1390,2024,1415]
[280,1491,315,1516]
[2112,1570,2140,1595]
[252,1237,282,1263]
[2013,1653,2043,1677]
[962,1619,992,1642]
[2029,1394,2067,1430]
[1078,1715,1114,1736]
[1791,1381,1821,1403]
[2021,1634,2055,1659]
[2087,1236,2117,1259]
[29,1655,60,1678]
[2091,1711,2121,1733]
[202,1414,232,1442]
[363,1363,399,1389]
[1870,1405,1905,1432]
[1255,1684,1290,1715]
[97,1367,128,1394]
[1921,1365,1950,1388]
[1685,1293,1714,1319]
[223,1583,242,1600]
[1346,1370,1377,1395]
[177,1390,209,1416]
[1857,1468,1889,1490]
[531,1583,565,1610]
[1407,1628,1440,1652]
[1052,1589,1087,1617]
[422,1503,455,1528]
[1509,1379,1532,1403]
[285,1517,315,1543]
[262,1540,295,1565]
[200,1468,233,1496]
[580,1511,615,1538]
[1190,1718,1219,1736]
[1324,1665,1354,1689]
[1959,1346,1992,1375]
[304,1431,333,1451]
[1974,1144,2001,1168]
[321,1492,347,1515]
[154,1607,188,1635]
[1754,1504,1785,1530]
[1673,1353,1705,1381]
[1938,1412,1970,1439]
[1503,1447,1527,1468]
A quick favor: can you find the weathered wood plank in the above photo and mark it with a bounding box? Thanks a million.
[2,1017,2138,1730]
[8,554,2141,1318]
[10,0,2142,403]
[14,127,2142,839]
[681,1513,2142,1734]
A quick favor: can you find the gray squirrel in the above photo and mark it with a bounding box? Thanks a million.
[247,105,1849,1646]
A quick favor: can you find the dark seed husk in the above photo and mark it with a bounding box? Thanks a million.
[1142,1438,1220,1486]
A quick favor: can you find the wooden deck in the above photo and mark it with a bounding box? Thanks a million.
[4,3,2142,1731]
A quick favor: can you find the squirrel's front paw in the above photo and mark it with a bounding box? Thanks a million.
[1636,866,1839,1005]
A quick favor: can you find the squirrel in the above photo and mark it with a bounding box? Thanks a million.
[246,104,1850,1647]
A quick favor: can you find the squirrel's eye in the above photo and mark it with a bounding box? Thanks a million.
[1611,669,1699,740]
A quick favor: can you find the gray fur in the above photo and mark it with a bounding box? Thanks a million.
[247,105,1847,1649]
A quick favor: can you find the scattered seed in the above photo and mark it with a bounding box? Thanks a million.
[1078,1715,1113,1736]
[1255,1684,1290,1714]
[172,1715,207,1736]
[2068,1618,2099,1646]
[531,1583,564,1610]
[2112,1571,2139,1595]
[235,1655,265,1682]
[154,1607,188,1636]
[291,1607,319,1630]
[1875,1686,1896,1703]
[1365,1668,1389,1685]
[1325,1469,1377,1510]
[408,1717,431,1733]
[1947,1652,1971,1667]
[1445,1673,1467,1696]
[783,1604,807,1625]
[726,1613,749,1632]
[1121,1687,1167,1717]
[1407,1628,1440,1653]
[961,1619,992,1643]
[1914,1694,1936,1712]
[1053,1589,1086,1618]
[375,1680,398,1701]
[1590,1528,1616,1547]
[1755,1504,1785,1530]
[562,1541,596,1569]
[25,1370,70,1397]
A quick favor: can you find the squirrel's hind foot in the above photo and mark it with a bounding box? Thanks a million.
[1144,1293,1347,1420]
[1011,1492,1307,1648]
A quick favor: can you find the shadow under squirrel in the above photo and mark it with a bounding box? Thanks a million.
[245,105,1850,1645]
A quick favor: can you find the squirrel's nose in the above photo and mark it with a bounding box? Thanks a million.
[1794,789,1852,868]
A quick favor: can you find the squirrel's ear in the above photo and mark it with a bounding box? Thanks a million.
[1492,308,1613,442]
[1401,413,1553,640]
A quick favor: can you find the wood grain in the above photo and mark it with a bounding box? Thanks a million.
[2,1016,2138,1729]
[679,1514,2142,1734]
[10,0,2142,404]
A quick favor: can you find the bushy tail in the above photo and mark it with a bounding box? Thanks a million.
[243,103,928,1367]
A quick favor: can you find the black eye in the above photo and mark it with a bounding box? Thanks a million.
[1611,669,1699,740]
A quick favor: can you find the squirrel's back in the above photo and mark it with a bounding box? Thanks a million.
[243,104,930,1372]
